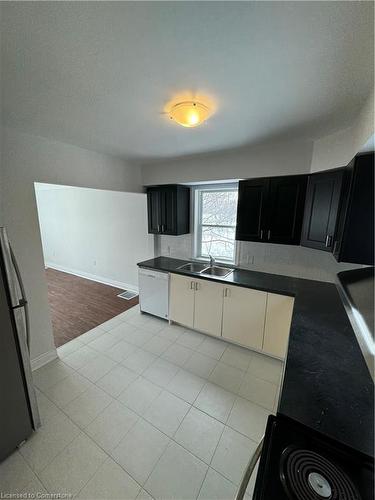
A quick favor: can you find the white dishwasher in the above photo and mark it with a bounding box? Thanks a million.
[138,268,169,320]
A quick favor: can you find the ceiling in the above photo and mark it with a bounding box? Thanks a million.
[1,2,373,162]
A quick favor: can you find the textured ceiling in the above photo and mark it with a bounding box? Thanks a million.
[1,2,373,162]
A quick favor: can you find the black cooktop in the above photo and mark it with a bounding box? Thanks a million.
[253,414,374,500]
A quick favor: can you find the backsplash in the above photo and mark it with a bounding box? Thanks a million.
[155,234,363,282]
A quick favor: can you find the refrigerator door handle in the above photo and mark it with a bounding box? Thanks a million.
[0,228,19,308]
[0,227,40,431]
[10,244,31,352]
[13,307,41,430]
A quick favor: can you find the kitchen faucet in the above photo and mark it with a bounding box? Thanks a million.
[209,254,216,266]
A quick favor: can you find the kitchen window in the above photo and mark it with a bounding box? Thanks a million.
[193,184,238,264]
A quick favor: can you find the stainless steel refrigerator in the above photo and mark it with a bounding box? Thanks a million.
[0,227,40,462]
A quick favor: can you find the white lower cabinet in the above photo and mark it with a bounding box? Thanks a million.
[194,278,224,337]
[169,274,195,328]
[169,272,294,359]
[169,274,224,335]
[263,292,294,358]
[222,285,267,350]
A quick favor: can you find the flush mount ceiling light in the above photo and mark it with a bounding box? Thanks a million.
[169,101,211,128]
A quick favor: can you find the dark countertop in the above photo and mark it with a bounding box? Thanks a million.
[138,256,374,457]
[337,267,374,338]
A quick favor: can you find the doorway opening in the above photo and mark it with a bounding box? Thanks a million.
[34,182,153,347]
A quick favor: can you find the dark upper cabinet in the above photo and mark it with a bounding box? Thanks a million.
[301,170,344,251]
[267,175,307,244]
[235,175,307,245]
[333,153,374,265]
[235,178,269,242]
[146,185,190,236]
[147,189,162,233]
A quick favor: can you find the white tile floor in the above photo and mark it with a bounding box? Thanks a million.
[1,304,284,500]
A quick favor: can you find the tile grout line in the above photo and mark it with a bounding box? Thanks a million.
[42,339,277,446]
[53,330,277,443]
[33,390,143,497]
[38,361,264,462]
[60,310,281,387]
[33,309,279,497]
[88,324,279,410]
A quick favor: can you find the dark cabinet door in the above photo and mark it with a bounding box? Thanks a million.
[267,176,307,244]
[146,185,190,236]
[147,188,161,234]
[235,178,269,241]
[334,153,374,265]
[301,170,344,251]
[160,187,176,235]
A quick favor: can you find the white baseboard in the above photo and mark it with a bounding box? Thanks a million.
[45,262,138,292]
[31,349,58,371]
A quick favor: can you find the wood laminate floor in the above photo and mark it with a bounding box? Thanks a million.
[46,268,139,347]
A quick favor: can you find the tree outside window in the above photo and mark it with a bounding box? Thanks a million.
[194,185,238,263]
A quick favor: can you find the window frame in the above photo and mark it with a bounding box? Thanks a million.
[192,183,239,264]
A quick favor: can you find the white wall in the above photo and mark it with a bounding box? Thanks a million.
[156,233,363,283]
[35,184,153,291]
[311,90,374,172]
[2,87,372,365]
[145,96,373,282]
[1,127,143,366]
[141,90,374,184]
[141,138,314,185]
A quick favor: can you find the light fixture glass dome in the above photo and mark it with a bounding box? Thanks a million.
[169,101,211,128]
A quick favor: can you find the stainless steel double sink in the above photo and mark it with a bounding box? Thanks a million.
[177,262,233,278]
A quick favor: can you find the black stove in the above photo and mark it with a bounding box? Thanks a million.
[253,414,374,500]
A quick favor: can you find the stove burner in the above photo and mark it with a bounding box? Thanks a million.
[280,447,362,500]
[308,472,332,498]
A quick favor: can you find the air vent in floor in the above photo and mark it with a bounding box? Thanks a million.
[117,290,138,300]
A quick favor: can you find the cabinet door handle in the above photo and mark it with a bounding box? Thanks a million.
[157,224,161,233]
[325,235,332,247]
[267,229,271,240]
[260,230,264,240]
[195,282,200,291]
[224,288,230,298]
[161,224,165,233]
[190,281,195,290]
